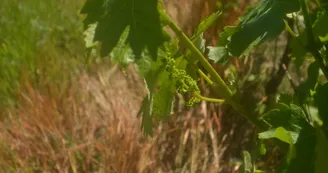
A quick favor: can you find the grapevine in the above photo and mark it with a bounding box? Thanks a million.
[163,56,201,107]
[80,0,328,172]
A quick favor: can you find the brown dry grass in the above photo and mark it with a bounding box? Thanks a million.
[0,64,240,173]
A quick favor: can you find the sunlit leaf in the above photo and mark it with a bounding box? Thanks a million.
[207,46,229,64]
[83,23,98,48]
[80,0,169,59]
[191,11,221,41]
[110,26,135,66]
[241,150,253,173]
[219,0,300,57]
[259,127,294,144]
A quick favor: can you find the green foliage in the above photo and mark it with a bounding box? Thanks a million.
[211,0,300,63]
[261,103,305,131]
[314,83,328,133]
[80,0,169,59]
[81,0,328,171]
[241,150,253,173]
[207,46,229,64]
[191,11,221,41]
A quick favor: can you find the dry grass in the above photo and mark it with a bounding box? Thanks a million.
[0,64,241,173]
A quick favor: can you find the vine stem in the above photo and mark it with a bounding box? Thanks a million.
[300,0,328,79]
[192,92,225,103]
[197,69,214,86]
[164,13,269,131]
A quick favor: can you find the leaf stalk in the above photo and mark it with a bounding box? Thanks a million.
[165,13,269,131]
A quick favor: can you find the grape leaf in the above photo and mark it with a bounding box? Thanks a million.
[218,0,300,57]
[259,125,316,173]
[290,10,328,68]
[290,35,308,68]
[259,127,294,144]
[296,62,319,102]
[191,11,221,41]
[83,23,98,48]
[260,102,316,173]
[207,46,229,64]
[278,93,294,105]
[283,124,316,173]
[134,48,166,135]
[315,129,328,173]
[138,96,154,135]
[241,150,253,173]
[80,0,169,59]
[218,26,239,46]
[261,103,305,132]
[135,45,179,135]
[110,26,135,66]
[313,10,328,41]
[314,83,328,134]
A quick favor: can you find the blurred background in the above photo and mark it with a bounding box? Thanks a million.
[0,0,303,172]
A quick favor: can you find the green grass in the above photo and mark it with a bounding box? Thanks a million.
[0,0,87,108]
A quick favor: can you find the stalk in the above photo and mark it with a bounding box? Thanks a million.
[165,14,269,131]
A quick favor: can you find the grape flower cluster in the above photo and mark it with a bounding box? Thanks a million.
[163,56,201,107]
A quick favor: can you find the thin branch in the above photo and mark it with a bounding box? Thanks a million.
[192,92,225,103]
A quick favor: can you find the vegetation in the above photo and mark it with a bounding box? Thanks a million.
[81,0,328,172]
[0,0,327,172]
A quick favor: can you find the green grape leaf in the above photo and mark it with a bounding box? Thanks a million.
[290,35,308,68]
[315,129,328,173]
[138,96,154,136]
[314,83,328,134]
[80,0,169,59]
[110,26,135,66]
[83,23,98,48]
[194,33,206,53]
[261,92,317,173]
[219,0,300,57]
[319,34,328,42]
[258,139,267,155]
[278,93,294,105]
[135,46,181,134]
[185,33,206,64]
[261,99,317,173]
[207,46,230,64]
[259,127,294,144]
[259,127,297,168]
[260,125,316,173]
[191,11,221,41]
[152,69,176,118]
[296,62,319,102]
[218,26,240,46]
[241,150,253,173]
[261,103,305,132]
[313,10,328,41]
[135,50,166,135]
[283,124,316,173]
[290,11,328,68]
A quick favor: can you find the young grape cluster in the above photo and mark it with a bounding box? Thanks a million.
[163,56,201,107]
